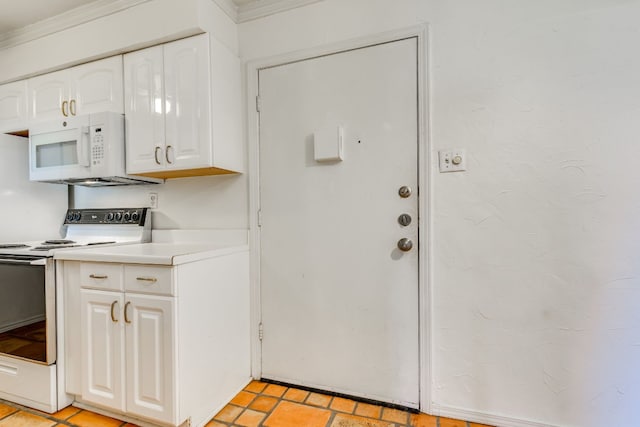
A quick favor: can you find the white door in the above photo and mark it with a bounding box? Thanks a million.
[125,294,176,424]
[259,38,420,407]
[124,45,165,174]
[81,289,125,411]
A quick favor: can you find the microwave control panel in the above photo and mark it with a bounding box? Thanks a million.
[91,126,105,166]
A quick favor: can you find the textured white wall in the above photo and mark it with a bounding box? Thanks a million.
[73,175,247,230]
[0,135,67,241]
[239,1,640,426]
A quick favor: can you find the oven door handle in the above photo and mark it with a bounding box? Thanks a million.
[0,258,46,265]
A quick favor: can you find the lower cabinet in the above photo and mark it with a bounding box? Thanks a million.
[61,253,251,427]
[81,289,175,423]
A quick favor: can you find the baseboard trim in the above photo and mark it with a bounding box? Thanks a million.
[432,404,555,427]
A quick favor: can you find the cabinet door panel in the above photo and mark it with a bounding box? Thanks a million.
[0,80,28,132]
[72,55,124,115]
[164,34,211,170]
[81,289,125,411]
[125,294,176,424]
[28,71,68,122]
[124,46,165,174]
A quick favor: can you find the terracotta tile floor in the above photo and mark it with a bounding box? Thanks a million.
[0,381,493,427]
[207,381,494,427]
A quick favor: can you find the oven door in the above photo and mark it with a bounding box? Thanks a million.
[0,255,56,365]
[29,116,91,182]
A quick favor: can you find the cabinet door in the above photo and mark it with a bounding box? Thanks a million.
[71,55,124,116]
[125,294,176,424]
[81,289,125,411]
[28,70,69,122]
[0,80,28,133]
[124,46,166,174]
[164,34,211,171]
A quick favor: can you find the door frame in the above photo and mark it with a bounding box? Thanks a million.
[245,24,432,413]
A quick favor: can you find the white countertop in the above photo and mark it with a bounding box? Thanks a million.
[53,242,248,265]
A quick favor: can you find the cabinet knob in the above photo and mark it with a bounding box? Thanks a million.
[61,100,69,117]
[69,99,77,116]
[154,146,162,165]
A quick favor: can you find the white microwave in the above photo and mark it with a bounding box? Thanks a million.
[29,112,162,186]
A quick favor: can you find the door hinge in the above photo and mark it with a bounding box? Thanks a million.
[258,323,264,341]
[256,95,261,112]
[257,209,262,227]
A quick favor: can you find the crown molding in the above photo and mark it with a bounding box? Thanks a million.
[0,0,150,50]
[213,0,239,22]
[236,0,323,23]
[0,0,323,50]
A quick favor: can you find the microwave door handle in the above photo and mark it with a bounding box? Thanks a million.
[77,126,90,167]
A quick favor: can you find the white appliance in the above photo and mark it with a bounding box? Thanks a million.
[29,112,162,186]
[0,208,151,412]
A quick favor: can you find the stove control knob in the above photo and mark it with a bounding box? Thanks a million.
[115,212,123,221]
[73,212,81,221]
[131,211,140,222]
[123,212,131,222]
[107,212,115,222]
[66,212,74,222]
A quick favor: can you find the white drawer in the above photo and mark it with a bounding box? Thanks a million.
[124,265,174,296]
[80,262,123,291]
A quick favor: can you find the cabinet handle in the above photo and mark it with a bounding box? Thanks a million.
[136,277,158,283]
[110,301,118,322]
[165,145,173,164]
[154,146,162,165]
[89,274,108,279]
[124,301,132,324]
[70,99,76,116]
[61,100,69,117]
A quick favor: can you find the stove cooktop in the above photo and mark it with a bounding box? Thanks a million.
[0,208,151,257]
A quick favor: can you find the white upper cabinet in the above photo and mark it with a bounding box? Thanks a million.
[28,55,123,122]
[72,56,124,117]
[124,46,165,173]
[125,33,243,178]
[0,80,28,133]
[164,35,211,171]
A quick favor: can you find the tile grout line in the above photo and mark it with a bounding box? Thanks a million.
[324,394,336,427]
[0,398,81,427]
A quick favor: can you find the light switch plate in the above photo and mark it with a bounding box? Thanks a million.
[439,149,467,172]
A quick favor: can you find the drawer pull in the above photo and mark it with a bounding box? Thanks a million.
[136,277,157,283]
[90,274,108,279]
[110,301,118,322]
